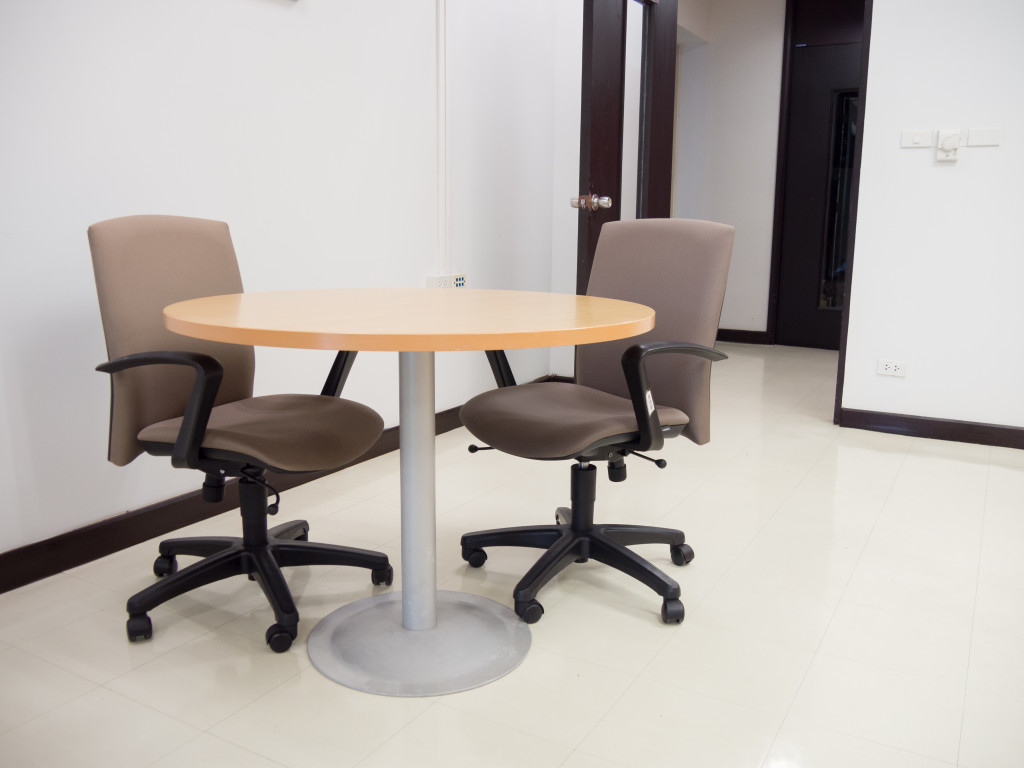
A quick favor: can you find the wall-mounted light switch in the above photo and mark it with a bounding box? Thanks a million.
[936,130,961,162]
[900,129,934,148]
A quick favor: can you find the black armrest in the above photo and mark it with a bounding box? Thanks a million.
[620,341,728,452]
[321,351,358,397]
[484,350,517,388]
[97,351,223,469]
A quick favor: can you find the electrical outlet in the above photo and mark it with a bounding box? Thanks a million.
[425,274,451,289]
[876,358,907,377]
[426,273,467,288]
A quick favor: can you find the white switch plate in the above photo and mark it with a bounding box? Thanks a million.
[901,129,934,148]
[968,127,1001,146]
[936,130,961,162]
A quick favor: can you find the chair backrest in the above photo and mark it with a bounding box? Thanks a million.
[576,218,733,445]
[89,215,256,466]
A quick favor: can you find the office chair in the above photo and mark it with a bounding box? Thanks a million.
[90,215,392,652]
[460,218,733,624]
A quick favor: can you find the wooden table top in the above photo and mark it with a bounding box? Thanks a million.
[164,287,655,352]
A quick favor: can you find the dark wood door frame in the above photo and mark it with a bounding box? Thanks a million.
[637,0,678,220]
[576,0,678,294]
[761,0,873,422]
[577,0,627,294]
[833,0,873,423]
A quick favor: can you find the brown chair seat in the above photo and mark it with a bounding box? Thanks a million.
[461,382,688,460]
[139,394,383,473]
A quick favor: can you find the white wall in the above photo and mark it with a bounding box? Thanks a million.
[442,1,579,390]
[0,0,575,553]
[677,0,711,42]
[672,0,787,332]
[841,0,1024,426]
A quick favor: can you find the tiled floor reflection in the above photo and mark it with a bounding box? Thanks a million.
[1,343,1020,767]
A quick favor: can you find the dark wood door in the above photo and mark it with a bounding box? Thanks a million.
[575,0,677,294]
[775,42,862,349]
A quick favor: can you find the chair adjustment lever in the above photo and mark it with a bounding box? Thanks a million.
[241,469,281,514]
[629,451,667,469]
[468,444,494,453]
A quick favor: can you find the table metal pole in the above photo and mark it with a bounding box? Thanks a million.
[398,350,437,630]
[307,348,529,696]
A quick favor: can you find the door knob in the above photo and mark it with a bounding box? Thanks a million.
[570,194,613,212]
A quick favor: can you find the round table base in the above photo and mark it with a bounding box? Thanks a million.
[306,591,531,697]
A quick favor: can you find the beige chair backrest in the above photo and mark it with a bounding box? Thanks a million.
[89,215,256,466]
[576,218,734,445]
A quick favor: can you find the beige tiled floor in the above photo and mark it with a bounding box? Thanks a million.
[2,343,1022,767]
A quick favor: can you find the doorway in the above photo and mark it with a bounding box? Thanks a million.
[774,41,862,349]
[771,0,867,350]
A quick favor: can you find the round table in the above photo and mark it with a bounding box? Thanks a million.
[165,287,654,696]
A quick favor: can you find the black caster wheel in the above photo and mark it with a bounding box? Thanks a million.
[515,599,544,624]
[462,547,488,568]
[670,543,694,566]
[126,614,153,642]
[371,564,394,586]
[153,555,178,578]
[265,624,296,653]
[661,599,685,624]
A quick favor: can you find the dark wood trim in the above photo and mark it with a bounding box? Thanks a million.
[637,0,678,219]
[764,0,796,344]
[0,407,464,595]
[716,328,774,345]
[839,408,1024,450]
[577,0,628,294]
[833,0,873,423]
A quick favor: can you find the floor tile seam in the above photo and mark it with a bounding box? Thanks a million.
[557,749,629,768]
[632,627,820,719]
[964,622,1024,674]
[0,665,99,738]
[960,685,1024,709]
[156,596,264,628]
[763,449,968,765]
[142,732,291,768]
[98,676,217,735]
[98,626,307,730]
[344,698,440,768]
[628,669,795,728]
[552,674,666,757]
[759,716,959,768]
[560,668,788,762]
[0,600,113,649]
[701,434,834,603]
[808,643,972,693]
[12,637,116,690]
[75,683,205,754]
[755,440,909,767]
[522,640,656,686]
[208,679,440,768]
[350,698,568,767]
[432,690,595,753]
[956,458,992,767]
[673,599,836,657]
